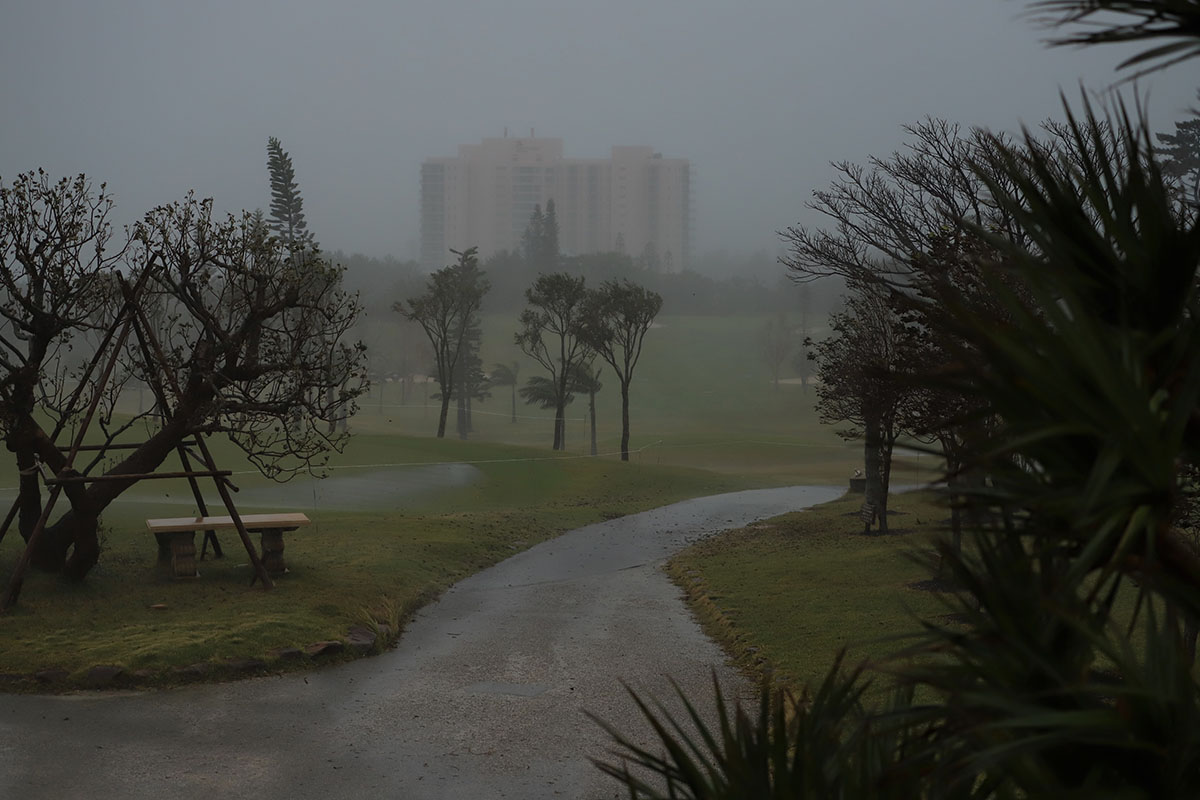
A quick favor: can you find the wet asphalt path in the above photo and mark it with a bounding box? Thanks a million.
[0,485,841,799]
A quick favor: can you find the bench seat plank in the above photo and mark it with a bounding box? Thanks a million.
[146,513,310,578]
[146,513,310,533]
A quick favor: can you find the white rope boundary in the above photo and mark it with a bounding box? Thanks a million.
[366,402,588,422]
[0,438,864,492]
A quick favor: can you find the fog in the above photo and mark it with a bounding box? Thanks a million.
[1,0,1194,267]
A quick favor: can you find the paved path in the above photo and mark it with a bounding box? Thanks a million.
[0,485,840,799]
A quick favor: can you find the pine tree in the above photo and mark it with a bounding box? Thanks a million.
[520,201,561,274]
[521,204,544,267]
[542,198,560,269]
[1157,100,1200,207]
[266,136,317,253]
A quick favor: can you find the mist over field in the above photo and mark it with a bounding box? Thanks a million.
[0,0,1193,599]
[4,3,1200,797]
[1,0,1193,266]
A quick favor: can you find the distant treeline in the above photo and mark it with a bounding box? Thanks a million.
[329,248,843,317]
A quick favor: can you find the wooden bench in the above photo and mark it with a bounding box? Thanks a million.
[146,513,311,578]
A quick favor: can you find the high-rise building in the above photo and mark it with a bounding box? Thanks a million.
[420,136,690,271]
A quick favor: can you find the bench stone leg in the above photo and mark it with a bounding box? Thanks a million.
[155,531,173,564]
[168,532,199,578]
[259,530,287,575]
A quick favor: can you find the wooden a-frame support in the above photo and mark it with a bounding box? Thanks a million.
[0,440,228,561]
[0,274,272,611]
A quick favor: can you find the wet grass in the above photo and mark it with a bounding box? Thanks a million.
[353,312,873,484]
[667,491,949,689]
[0,437,762,690]
[0,313,894,690]
[669,490,1152,705]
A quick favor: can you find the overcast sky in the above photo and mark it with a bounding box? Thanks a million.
[1,0,1194,264]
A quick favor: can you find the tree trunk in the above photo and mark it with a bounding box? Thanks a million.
[456,384,468,440]
[31,405,200,579]
[880,431,894,534]
[436,392,451,438]
[589,389,597,457]
[863,416,889,534]
[620,383,631,462]
[58,507,101,582]
[552,400,563,450]
[14,445,43,545]
[942,442,963,558]
[510,385,517,423]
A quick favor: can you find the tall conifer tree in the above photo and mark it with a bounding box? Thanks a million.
[521,204,544,267]
[266,136,317,253]
[542,198,560,268]
[1157,97,1200,206]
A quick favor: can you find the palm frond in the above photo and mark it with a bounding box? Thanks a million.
[1030,1,1200,76]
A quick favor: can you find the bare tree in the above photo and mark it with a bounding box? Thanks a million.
[0,180,367,580]
[397,247,488,438]
[0,173,132,563]
[599,3,1200,795]
[779,118,1066,534]
[516,273,591,451]
[780,117,1029,292]
[573,360,603,457]
[578,279,662,460]
[811,283,918,533]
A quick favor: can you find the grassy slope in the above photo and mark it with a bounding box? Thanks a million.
[668,491,949,689]
[0,436,759,687]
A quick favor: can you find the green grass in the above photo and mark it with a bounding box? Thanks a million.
[0,312,912,690]
[0,436,764,690]
[668,491,949,689]
[669,489,1157,705]
[352,312,875,484]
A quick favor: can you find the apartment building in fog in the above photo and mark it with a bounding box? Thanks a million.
[420,135,690,271]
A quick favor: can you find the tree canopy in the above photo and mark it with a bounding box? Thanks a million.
[397,247,489,439]
[1158,96,1200,206]
[811,283,918,532]
[0,175,366,582]
[515,272,591,451]
[267,136,316,253]
[579,279,663,460]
